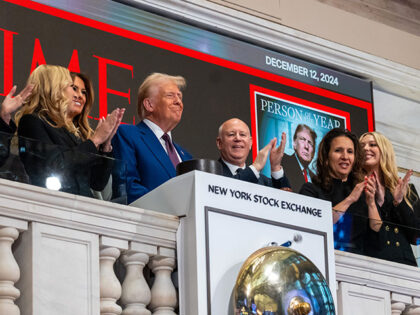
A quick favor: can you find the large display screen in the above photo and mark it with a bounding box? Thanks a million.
[1,0,373,188]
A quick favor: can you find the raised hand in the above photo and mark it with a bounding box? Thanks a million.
[393,169,413,205]
[1,84,34,124]
[269,132,286,172]
[252,138,276,172]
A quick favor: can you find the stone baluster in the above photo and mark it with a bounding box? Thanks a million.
[0,218,28,315]
[100,236,128,315]
[148,248,177,315]
[391,293,411,315]
[392,302,406,315]
[121,242,157,315]
[404,305,420,315]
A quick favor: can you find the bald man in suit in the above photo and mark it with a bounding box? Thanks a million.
[216,118,290,189]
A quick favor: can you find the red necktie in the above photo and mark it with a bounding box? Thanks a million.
[162,133,180,168]
[303,168,308,183]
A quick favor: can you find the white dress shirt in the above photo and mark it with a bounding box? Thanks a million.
[221,159,284,179]
[143,119,182,161]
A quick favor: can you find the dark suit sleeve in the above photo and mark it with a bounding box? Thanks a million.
[0,118,16,167]
[0,117,16,134]
[112,126,150,203]
[271,174,291,189]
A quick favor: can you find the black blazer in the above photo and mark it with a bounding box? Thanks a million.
[0,117,16,134]
[0,118,16,167]
[282,153,315,192]
[17,113,112,197]
[218,158,290,189]
[364,188,417,266]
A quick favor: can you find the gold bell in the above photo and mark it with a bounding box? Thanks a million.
[288,296,312,315]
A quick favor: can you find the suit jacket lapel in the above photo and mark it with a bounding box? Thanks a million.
[173,142,188,162]
[136,122,176,177]
[218,158,233,177]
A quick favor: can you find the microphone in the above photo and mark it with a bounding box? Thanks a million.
[267,234,302,248]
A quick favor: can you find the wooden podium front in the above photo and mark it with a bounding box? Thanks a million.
[132,171,336,314]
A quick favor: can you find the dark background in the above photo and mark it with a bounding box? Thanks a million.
[1,1,372,165]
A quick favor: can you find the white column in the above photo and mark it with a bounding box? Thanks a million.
[0,218,27,315]
[121,242,157,315]
[148,248,177,315]
[100,237,128,315]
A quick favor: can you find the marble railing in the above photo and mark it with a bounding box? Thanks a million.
[2,177,420,314]
[0,178,179,315]
[336,251,420,315]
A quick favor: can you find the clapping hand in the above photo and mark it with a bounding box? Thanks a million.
[1,84,34,124]
[347,181,365,204]
[252,138,276,172]
[91,108,125,152]
[393,169,413,206]
[372,171,385,206]
[364,174,377,206]
[101,108,125,152]
[269,132,286,172]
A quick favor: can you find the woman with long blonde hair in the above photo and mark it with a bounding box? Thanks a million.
[16,64,124,197]
[360,131,418,266]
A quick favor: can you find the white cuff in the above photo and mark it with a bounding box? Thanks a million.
[271,167,284,180]
[249,165,260,179]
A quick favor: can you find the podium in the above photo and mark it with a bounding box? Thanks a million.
[132,171,336,314]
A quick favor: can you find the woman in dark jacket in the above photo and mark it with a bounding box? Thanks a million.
[300,128,382,254]
[1,84,33,134]
[0,84,33,177]
[15,64,124,197]
[360,131,418,266]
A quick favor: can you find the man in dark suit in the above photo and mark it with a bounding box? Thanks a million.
[282,124,317,192]
[112,73,192,203]
[216,118,290,189]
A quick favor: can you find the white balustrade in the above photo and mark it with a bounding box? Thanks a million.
[149,249,177,315]
[100,237,129,315]
[121,251,151,315]
[4,178,420,314]
[392,293,412,315]
[100,246,122,315]
[404,307,420,315]
[392,302,406,315]
[120,241,158,315]
[0,217,27,315]
[0,227,21,315]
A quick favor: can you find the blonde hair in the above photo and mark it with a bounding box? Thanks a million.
[15,65,92,139]
[137,72,186,120]
[360,131,416,208]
